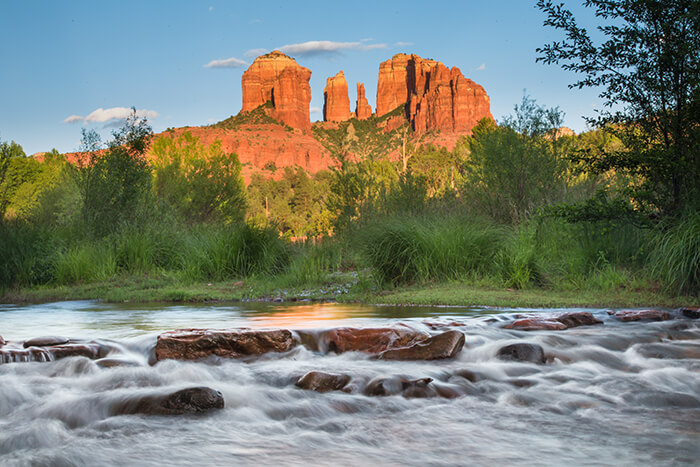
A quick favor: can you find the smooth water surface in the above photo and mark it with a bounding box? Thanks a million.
[0,301,698,466]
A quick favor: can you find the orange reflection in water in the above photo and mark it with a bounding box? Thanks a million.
[245,303,367,329]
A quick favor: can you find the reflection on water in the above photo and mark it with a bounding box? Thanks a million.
[0,301,698,466]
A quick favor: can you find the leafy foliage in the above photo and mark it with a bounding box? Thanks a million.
[151,131,246,224]
[537,0,700,217]
[463,97,568,224]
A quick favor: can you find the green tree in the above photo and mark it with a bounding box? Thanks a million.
[537,0,700,218]
[151,131,246,224]
[0,139,26,219]
[74,110,153,236]
[463,97,567,224]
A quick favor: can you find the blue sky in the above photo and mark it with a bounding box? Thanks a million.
[0,0,605,155]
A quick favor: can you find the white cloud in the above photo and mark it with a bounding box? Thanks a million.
[476,63,486,71]
[64,115,84,124]
[208,6,214,11]
[278,40,386,56]
[244,48,268,58]
[204,56,248,68]
[310,107,322,114]
[84,107,159,123]
[394,41,413,47]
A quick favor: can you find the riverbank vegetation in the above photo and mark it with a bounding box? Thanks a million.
[1,0,697,306]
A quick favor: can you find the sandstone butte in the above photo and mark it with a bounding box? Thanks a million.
[241,50,312,131]
[355,83,372,120]
[323,71,352,122]
[56,51,493,180]
[376,53,493,134]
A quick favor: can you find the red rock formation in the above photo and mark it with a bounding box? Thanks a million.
[376,53,492,134]
[355,82,372,120]
[241,51,311,131]
[323,71,351,122]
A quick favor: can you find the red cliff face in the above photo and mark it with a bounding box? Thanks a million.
[355,82,372,120]
[241,51,311,131]
[376,53,492,133]
[323,71,352,122]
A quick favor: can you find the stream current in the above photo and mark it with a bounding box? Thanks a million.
[0,301,698,466]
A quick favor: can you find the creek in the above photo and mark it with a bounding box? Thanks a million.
[0,300,698,466]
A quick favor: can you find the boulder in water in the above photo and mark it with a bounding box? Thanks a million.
[497,343,546,364]
[680,307,699,319]
[111,387,225,416]
[505,312,602,331]
[23,336,70,348]
[365,376,433,397]
[613,309,671,322]
[155,328,297,361]
[377,330,465,360]
[295,371,351,392]
[312,326,429,355]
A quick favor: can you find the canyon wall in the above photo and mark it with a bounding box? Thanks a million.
[241,51,312,131]
[376,53,492,133]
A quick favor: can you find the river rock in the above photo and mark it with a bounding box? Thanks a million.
[156,328,297,361]
[313,326,429,355]
[111,387,224,416]
[95,357,143,368]
[505,312,602,331]
[295,371,351,393]
[505,319,567,331]
[680,307,699,319]
[0,336,4,347]
[554,312,603,328]
[613,310,671,322]
[377,330,465,360]
[497,343,546,364]
[365,376,433,397]
[23,336,70,348]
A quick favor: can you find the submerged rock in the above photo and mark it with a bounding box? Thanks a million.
[111,387,224,416]
[505,319,567,331]
[497,343,546,364]
[613,310,671,322]
[95,357,143,368]
[680,307,699,319]
[377,330,465,360]
[505,312,602,331]
[365,376,433,397]
[155,328,297,361]
[23,336,70,348]
[295,371,351,393]
[0,341,108,364]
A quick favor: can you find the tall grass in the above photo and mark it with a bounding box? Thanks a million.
[356,215,506,285]
[179,223,290,282]
[282,238,347,286]
[0,221,57,289]
[650,212,700,294]
[54,242,116,284]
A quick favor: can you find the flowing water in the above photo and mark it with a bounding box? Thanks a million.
[0,300,698,466]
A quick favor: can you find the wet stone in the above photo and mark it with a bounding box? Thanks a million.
[365,376,433,397]
[111,387,225,416]
[0,336,5,346]
[155,329,297,361]
[314,326,429,355]
[377,330,465,361]
[613,310,671,322]
[680,307,700,319]
[23,336,70,348]
[497,343,546,364]
[95,357,143,368]
[295,371,351,393]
